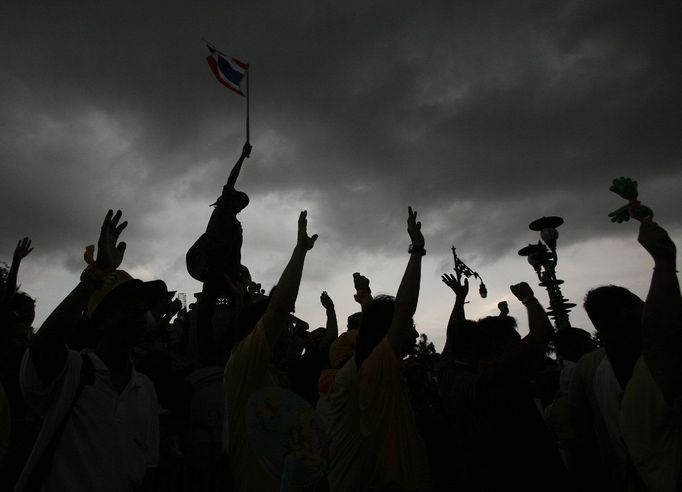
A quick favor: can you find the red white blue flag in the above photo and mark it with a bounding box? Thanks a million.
[206,45,249,96]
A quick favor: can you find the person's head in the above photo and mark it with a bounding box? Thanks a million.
[235,297,270,343]
[472,315,520,362]
[239,264,252,284]
[555,327,597,362]
[347,312,362,331]
[304,327,326,351]
[448,319,477,363]
[583,285,643,348]
[290,316,309,337]
[7,291,35,326]
[355,295,416,368]
[271,314,311,370]
[88,271,170,349]
[226,190,250,214]
[330,330,359,369]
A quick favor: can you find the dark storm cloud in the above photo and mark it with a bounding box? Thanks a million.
[1,0,680,274]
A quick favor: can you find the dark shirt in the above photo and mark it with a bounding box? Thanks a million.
[439,359,568,490]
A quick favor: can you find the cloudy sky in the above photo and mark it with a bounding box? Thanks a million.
[2,0,680,349]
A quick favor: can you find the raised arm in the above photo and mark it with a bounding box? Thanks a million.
[3,237,33,304]
[261,211,318,347]
[225,142,252,190]
[30,210,127,385]
[319,291,338,364]
[637,218,681,403]
[388,207,425,357]
[441,273,468,357]
[512,282,554,350]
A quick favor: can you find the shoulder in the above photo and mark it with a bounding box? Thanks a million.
[360,337,395,373]
[20,348,83,416]
[329,359,358,407]
[227,319,270,368]
[21,347,82,392]
[134,371,158,398]
[574,348,605,375]
[569,348,606,402]
[334,358,358,387]
[224,319,272,392]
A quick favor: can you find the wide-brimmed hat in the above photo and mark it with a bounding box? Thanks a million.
[87,270,171,320]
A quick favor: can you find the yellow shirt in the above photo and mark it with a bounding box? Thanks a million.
[224,319,282,492]
[326,358,367,492]
[358,337,432,491]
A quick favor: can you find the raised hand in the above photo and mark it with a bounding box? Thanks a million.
[95,209,128,272]
[13,237,34,261]
[638,218,676,265]
[628,202,654,222]
[441,273,469,299]
[320,291,335,311]
[353,272,370,292]
[510,282,534,303]
[353,272,372,306]
[498,301,509,316]
[407,206,425,248]
[241,142,252,159]
[297,211,318,251]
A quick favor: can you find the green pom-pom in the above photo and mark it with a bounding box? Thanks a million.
[608,205,631,223]
[609,177,639,201]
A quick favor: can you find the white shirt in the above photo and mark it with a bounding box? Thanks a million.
[592,354,628,481]
[620,356,682,492]
[16,348,159,492]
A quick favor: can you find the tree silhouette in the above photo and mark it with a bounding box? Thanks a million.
[411,333,436,365]
[0,262,8,291]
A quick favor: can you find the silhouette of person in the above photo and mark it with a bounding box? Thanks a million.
[186,142,252,364]
[15,210,168,492]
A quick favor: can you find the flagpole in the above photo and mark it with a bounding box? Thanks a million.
[246,68,250,145]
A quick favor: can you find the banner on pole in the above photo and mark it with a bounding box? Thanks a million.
[206,45,249,96]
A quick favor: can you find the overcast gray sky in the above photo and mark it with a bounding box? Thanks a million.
[2,0,680,348]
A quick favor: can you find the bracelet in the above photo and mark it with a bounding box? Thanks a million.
[408,244,426,256]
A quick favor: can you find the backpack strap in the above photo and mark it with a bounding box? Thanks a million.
[22,353,95,492]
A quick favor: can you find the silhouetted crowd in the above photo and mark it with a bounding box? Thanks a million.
[1,143,679,491]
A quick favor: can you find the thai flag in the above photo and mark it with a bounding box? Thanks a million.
[206,45,249,96]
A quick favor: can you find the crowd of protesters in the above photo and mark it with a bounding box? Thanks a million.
[0,142,679,492]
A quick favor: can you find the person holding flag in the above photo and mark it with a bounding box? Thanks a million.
[186,44,252,364]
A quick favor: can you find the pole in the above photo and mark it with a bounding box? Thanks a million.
[246,68,250,144]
